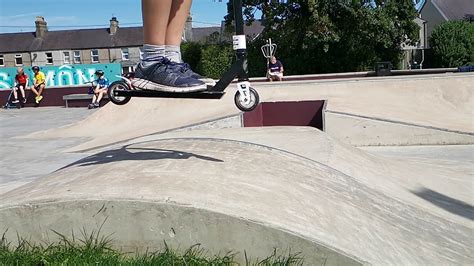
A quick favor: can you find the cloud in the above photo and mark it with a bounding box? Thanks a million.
[47,16,79,24]
[0,14,79,33]
[4,12,41,19]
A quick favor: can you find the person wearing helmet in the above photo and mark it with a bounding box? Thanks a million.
[88,70,109,109]
[30,66,46,104]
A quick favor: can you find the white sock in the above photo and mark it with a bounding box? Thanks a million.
[165,45,182,63]
[141,44,166,68]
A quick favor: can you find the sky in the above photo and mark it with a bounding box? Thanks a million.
[0,0,229,34]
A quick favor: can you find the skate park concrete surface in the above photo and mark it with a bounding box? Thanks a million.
[1,73,473,265]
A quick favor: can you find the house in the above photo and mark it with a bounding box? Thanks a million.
[418,0,474,47]
[401,0,473,69]
[0,16,145,73]
[0,16,264,72]
[184,20,264,44]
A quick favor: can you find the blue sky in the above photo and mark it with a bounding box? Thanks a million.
[0,0,228,33]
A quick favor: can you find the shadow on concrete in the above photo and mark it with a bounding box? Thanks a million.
[61,145,223,168]
[412,187,473,220]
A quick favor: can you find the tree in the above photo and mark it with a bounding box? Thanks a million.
[430,20,474,68]
[226,0,419,74]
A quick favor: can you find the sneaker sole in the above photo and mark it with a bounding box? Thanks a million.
[132,78,207,93]
[200,78,216,87]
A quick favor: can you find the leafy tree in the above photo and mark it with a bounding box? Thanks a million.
[198,44,234,79]
[226,0,419,74]
[430,20,474,67]
[181,42,202,71]
[204,31,222,44]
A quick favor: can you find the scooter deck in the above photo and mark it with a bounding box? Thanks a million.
[114,89,225,99]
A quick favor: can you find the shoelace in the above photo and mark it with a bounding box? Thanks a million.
[143,57,192,77]
[144,57,178,76]
[167,62,192,73]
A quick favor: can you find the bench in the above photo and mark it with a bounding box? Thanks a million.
[63,94,108,108]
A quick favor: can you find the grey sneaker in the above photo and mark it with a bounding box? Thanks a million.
[178,63,216,86]
[12,99,19,104]
[133,58,206,93]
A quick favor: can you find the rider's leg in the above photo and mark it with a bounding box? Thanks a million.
[141,0,171,68]
[165,0,215,86]
[135,0,205,92]
[164,0,192,62]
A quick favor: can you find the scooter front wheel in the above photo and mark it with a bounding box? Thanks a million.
[234,87,259,112]
[108,81,131,105]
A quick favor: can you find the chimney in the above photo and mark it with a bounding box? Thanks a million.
[35,16,47,38]
[110,17,119,35]
[183,14,193,42]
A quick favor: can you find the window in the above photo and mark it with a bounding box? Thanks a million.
[73,51,81,63]
[63,51,70,64]
[46,52,53,64]
[91,49,99,63]
[121,48,129,60]
[122,66,133,74]
[0,55,4,66]
[15,54,23,66]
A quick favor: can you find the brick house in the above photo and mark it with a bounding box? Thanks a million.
[0,16,264,73]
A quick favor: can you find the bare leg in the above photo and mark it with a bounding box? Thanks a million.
[96,90,105,103]
[31,86,39,96]
[19,85,26,98]
[37,84,45,95]
[142,0,173,45]
[13,88,18,100]
[136,0,205,92]
[166,0,192,45]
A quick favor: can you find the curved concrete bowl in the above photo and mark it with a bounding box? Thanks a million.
[1,134,472,265]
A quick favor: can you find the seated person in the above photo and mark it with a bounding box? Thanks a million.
[31,66,46,104]
[267,56,284,81]
[88,70,109,109]
[12,67,29,104]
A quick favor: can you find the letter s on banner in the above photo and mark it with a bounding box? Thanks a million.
[0,72,12,89]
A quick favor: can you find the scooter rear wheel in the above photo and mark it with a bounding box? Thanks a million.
[108,81,131,105]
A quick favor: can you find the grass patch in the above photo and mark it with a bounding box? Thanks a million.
[0,229,304,265]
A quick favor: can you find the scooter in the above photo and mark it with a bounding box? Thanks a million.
[107,0,260,112]
[2,89,21,109]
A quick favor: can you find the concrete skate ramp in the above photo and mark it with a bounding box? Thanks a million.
[28,73,473,151]
[1,127,472,265]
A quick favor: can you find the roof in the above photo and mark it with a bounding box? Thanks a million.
[0,27,144,53]
[192,27,221,43]
[0,21,265,53]
[425,0,474,20]
[244,21,265,40]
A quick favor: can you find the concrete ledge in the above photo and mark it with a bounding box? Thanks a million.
[324,111,474,146]
[0,200,361,265]
[63,94,109,108]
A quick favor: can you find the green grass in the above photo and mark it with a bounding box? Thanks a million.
[0,229,304,265]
